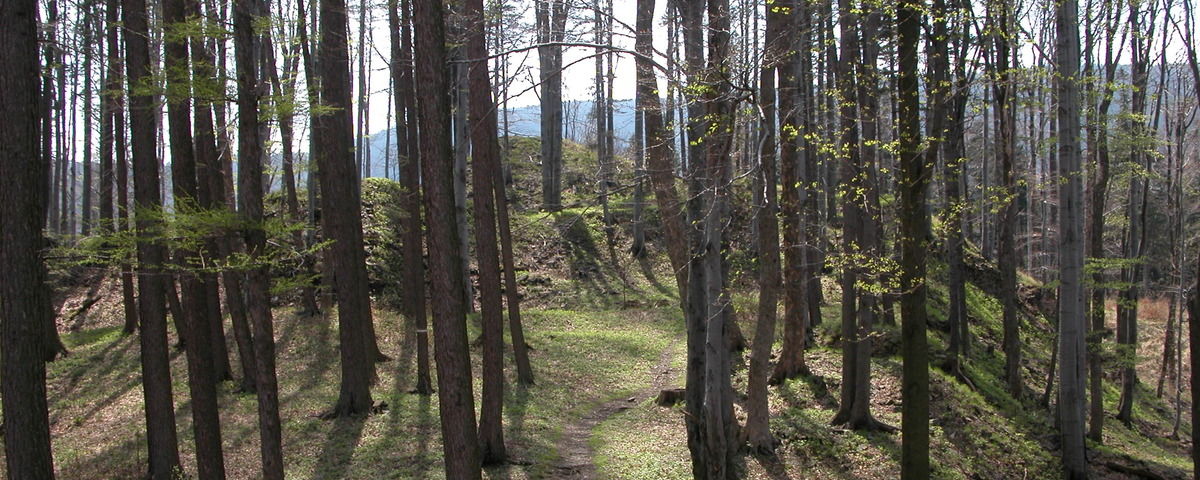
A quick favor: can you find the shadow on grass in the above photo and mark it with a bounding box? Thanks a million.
[314,416,367,480]
[637,255,676,301]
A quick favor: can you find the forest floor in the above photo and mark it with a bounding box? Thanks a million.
[8,136,1196,478]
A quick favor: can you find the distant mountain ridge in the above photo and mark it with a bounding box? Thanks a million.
[361,98,638,178]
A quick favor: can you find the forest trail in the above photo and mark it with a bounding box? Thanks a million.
[551,331,683,479]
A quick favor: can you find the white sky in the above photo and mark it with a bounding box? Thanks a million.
[353,1,666,136]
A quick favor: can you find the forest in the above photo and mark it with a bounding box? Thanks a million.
[1,0,1200,477]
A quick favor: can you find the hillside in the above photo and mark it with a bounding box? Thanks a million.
[19,137,1195,479]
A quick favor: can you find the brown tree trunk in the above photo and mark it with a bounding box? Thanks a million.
[464,0,507,464]
[634,0,687,298]
[163,0,227,472]
[898,0,930,475]
[233,0,285,475]
[536,0,566,211]
[0,0,58,474]
[317,0,378,416]
[389,0,433,394]
[744,2,781,450]
[125,0,183,471]
[413,0,482,476]
[770,0,811,385]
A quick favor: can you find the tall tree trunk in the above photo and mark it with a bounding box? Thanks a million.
[991,0,1022,400]
[413,0,482,476]
[1116,2,1151,425]
[234,0,284,474]
[389,0,433,394]
[163,0,226,472]
[267,37,319,316]
[536,0,565,211]
[464,0,507,463]
[1055,0,1087,472]
[744,0,781,450]
[702,0,737,475]
[679,0,709,473]
[1086,3,1118,440]
[124,0,183,471]
[0,0,58,474]
[317,0,378,416]
[186,0,234,384]
[82,8,95,237]
[634,0,687,298]
[770,0,811,385]
[898,0,929,475]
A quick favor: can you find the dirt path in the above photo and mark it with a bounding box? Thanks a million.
[551,334,683,479]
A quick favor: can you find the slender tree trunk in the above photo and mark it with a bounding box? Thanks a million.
[186,0,234,383]
[464,0,507,463]
[82,9,95,237]
[536,0,565,211]
[389,0,433,394]
[125,0,183,471]
[744,2,781,449]
[634,0,687,298]
[1055,0,1087,472]
[163,0,226,472]
[770,0,811,385]
[898,0,929,475]
[679,0,709,472]
[267,38,319,316]
[0,0,57,474]
[317,0,379,416]
[234,0,285,474]
[990,0,1022,400]
[702,0,737,475]
[413,0,482,476]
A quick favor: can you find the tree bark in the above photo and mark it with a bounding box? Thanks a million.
[464,0,507,464]
[413,0,482,477]
[163,0,227,472]
[234,0,285,474]
[898,0,929,475]
[124,0,183,471]
[316,0,378,416]
[536,0,566,211]
[0,0,58,474]
[1055,0,1088,472]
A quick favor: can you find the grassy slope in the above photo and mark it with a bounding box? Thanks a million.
[15,136,1194,479]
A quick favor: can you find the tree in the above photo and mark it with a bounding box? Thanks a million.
[233,0,284,474]
[125,0,183,471]
[770,0,812,385]
[1086,0,1120,441]
[316,0,378,416]
[464,0,507,463]
[744,0,784,452]
[413,0,482,476]
[1055,0,1088,472]
[897,0,929,475]
[163,0,226,471]
[634,0,687,297]
[0,0,57,474]
[831,0,890,432]
[700,0,738,474]
[536,0,567,211]
[989,0,1022,400]
[388,0,433,395]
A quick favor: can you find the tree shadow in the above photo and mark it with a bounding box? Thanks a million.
[313,416,367,480]
[752,452,794,480]
[280,315,335,405]
[636,254,676,300]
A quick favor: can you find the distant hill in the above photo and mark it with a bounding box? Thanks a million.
[360,98,638,179]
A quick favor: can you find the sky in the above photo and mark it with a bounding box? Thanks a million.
[353,1,665,137]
